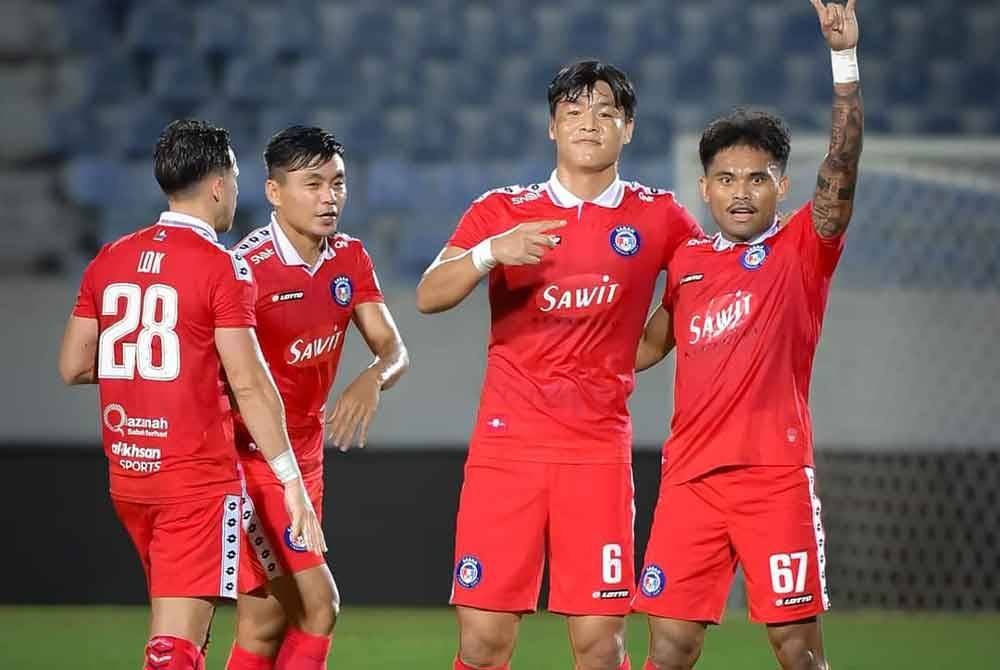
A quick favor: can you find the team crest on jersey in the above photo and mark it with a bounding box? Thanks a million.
[455,556,483,589]
[640,565,665,597]
[330,275,353,306]
[283,526,308,553]
[741,243,769,270]
[610,225,640,257]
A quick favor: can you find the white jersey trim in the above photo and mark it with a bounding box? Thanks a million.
[158,211,218,243]
[804,466,831,611]
[242,490,285,582]
[219,494,242,599]
[545,170,624,210]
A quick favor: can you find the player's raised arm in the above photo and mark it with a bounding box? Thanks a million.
[415,219,566,314]
[216,326,327,555]
[58,315,99,385]
[326,302,410,450]
[636,306,676,372]
[810,0,864,238]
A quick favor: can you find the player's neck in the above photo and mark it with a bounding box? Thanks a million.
[167,202,220,232]
[274,214,325,266]
[554,164,618,202]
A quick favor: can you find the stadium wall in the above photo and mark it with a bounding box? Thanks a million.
[0,446,996,611]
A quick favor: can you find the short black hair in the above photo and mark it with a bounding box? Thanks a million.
[547,59,637,121]
[264,125,345,179]
[153,119,233,197]
[699,108,792,173]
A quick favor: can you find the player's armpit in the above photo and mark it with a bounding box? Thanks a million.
[636,306,675,373]
[352,302,409,392]
[58,315,99,385]
[813,81,863,239]
[415,245,483,314]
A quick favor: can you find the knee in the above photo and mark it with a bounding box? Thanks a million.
[770,633,827,670]
[237,608,286,649]
[572,632,625,670]
[298,591,339,636]
[459,624,516,668]
[648,628,704,670]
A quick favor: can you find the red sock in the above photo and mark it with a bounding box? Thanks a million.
[620,656,631,670]
[227,643,275,670]
[453,657,510,670]
[643,659,659,670]
[275,627,331,670]
[145,636,201,670]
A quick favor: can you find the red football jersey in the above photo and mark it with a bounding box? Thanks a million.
[72,212,256,503]
[231,217,384,479]
[661,202,845,484]
[448,172,702,464]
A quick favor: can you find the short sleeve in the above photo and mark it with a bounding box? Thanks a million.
[72,258,99,319]
[211,252,257,328]
[661,200,704,270]
[353,244,384,305]
[447,200,494,250]
[794,202,846,281]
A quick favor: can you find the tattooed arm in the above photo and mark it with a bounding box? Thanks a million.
[810,0,864,239]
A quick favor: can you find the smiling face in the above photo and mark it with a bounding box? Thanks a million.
[700,145,790,242]
[265,154,346,239]
[549,80,634,173]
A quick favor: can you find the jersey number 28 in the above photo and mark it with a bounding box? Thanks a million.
[98,283,180,381]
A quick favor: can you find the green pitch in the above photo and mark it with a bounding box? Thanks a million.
[0,606,996,669]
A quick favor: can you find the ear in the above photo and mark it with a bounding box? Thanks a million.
[777,174,791,202]
[548,116,556,142]
[698,175,710,203]
[209,175,225,203]
[265,178,281,209]
[622,118,635,145]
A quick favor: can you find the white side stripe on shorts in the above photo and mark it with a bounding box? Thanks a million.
[219,494,242,599]
[804,467,831,610]
[242,492,285,580]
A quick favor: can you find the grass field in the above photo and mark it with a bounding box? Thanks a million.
[1,606,997,669]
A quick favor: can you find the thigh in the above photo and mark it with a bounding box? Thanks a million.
[149,494,244,600]
[450,459,548,613]
[632,475,736,624]
[113,499,155,591]
[548,462,635,616]
[240,477,327,594]
[729,466,830,624]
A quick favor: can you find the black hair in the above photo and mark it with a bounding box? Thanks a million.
[547,59,637,121]
[153,119,233,197]
[264,125,345,179]
[699,108,792,173]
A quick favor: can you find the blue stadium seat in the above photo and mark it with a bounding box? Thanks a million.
[125,1,193,56]
[964,6,1000,61]
[62,157,122,208]
[350,9,397,57]
[249,6,320,59]
[781,55,825,107]
[415,8,462,59]
[487,107,537,160]
[637,56,677,111]
[235,159,268,212]
[366,158,422,212]
[887,61,930,105]
[194,2,250,57]
[673,58,713,104]
[961,63,999,107]
[564,9,612,59]
[151,56,214,106]
[925,9,967,59]
[49,105,103,156]
[459,6,499,65]
[223,57,289,105]
[630,111,672,159]
[292,57,359,106]
[920,112,963,134]
[781,9,821,55]
[100,99,173,158]
[80,50,140,104]
[61,0,115,49]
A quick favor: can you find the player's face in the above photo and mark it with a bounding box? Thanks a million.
[216,148,239,233]
[699,146,789,242]
[549,80,633,173]
[266,154,346,240]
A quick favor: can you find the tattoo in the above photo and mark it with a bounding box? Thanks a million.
[813,82,863,238]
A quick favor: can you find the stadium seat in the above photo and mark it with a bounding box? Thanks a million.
[223,57,289,105]
[249,5,319,59]
[61,156,122,208]
[125,1,192,57]
[292,57,360,106]
[887,60,929,105]
[99,99,173,158]
[889,7,926,61]
[151,56,214,106]
[194,2,250,57]
[961,63,999,107]
[79,50,141,104]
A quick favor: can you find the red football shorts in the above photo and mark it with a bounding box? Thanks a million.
[238,466,326,593]
[633,465,830,624]
[114,494,243,600]
[450,458,635,615]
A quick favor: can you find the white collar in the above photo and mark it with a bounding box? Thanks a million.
[269,213,335,273]
[157,211,218,242]
[545,170,625,210]
[712,217,781,252]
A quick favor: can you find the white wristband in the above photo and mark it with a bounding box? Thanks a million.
[831,47,860,84]
[267,450,300,484]
[470,239,498,274]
